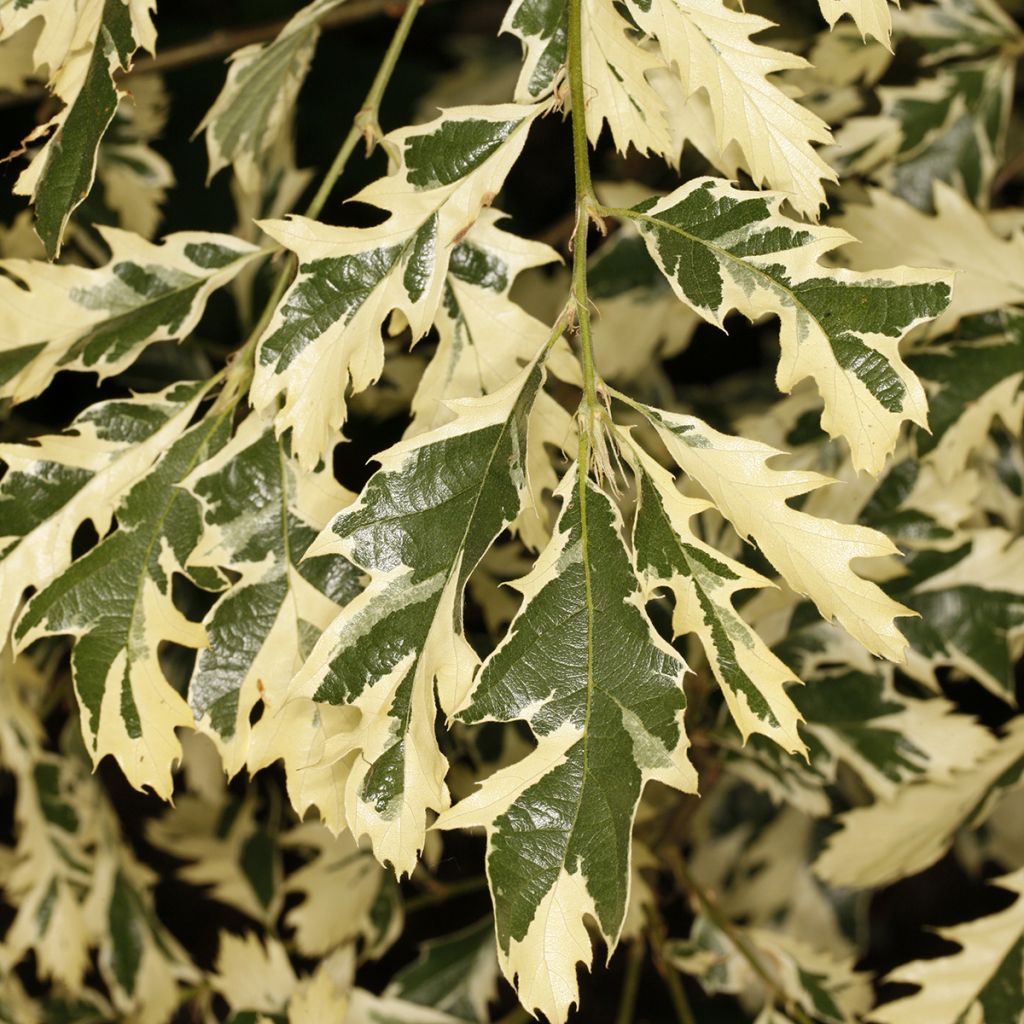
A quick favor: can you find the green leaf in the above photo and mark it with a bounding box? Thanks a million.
[0,228,262,405]
[832,56,1014,211]
[198,0,344,191]
[630,178,952,473]
[185,415,362,776]
[252,102,546,469]
[873,867,1024,1024]
[908,310,1024,478]
[734,667,997,809]
[10,0,158,258]
[0,381,208,648]
[14,400,230,798]
[387,916,498,1021]
[250,357,548,874]
[437,463,696,1024]
[886,530,1024,702]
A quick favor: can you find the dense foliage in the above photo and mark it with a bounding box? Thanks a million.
[1,0,1023,1021]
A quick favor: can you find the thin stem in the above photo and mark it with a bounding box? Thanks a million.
[402,874,488,912]
[567,0,603,454]
[615,937,646,1024]
[666,848,815,1024]
[0,0,449,110]
[567,0,597,207]
[646,903,697,1024]
[304,0,425,221]
[217,0,424,408]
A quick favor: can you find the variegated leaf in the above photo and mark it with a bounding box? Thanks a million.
[624,434,805,754]
[0,381,207,645]
[637,404,913,661]
[626,179,951,472]
[407,210,577,549]
[145,735,281,923]
[0,656,103,993]
[14,398,229,798]
[734,667,997,809]
[834,185,1024,337]
[873,867,1024,1024]
[668,915,871,1023]
[907,310,1024,479]
[0,228,262,406]
[95,75,175,238]
[815,718,1024,887]
[830,55,1016,210]
[888,530,1024,703]
[185,415,361,776]
[817,0,896,46]
[198,0,345,191]
[252,102,546,469]
[623,0,836,217]
[893,0,1020,61]
[250,357,547,874]
[5,0,158,258]
[97,858,198,1023]
[280,822,398,959]
[386,916,499,1022]
[437,464,697,1024]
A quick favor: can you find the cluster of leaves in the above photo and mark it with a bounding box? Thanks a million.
[0,0,1023,1022]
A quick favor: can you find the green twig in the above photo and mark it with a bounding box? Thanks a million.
[665,848,816,1024]
[403,874,488,912]
[217,0,424,410]
[646,903,696,1024]
[566,0,606,469]
[615,937,646,1024]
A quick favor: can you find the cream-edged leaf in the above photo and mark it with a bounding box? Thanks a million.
[829,57,1014,210]
[668,916,871,1022]
[281,822,400,960]
[250,357,548,875]
[816,0,896,46]
[834,185,1024,336]
[0,381,207,646]
[873,867,1024,1024]
[628,179,951,473]
[408,211,577,549]
[888,530,1024,703]
[386,916,499,1022]
[198,0,344,191]
[252,102,546,469]
[185,415,361,776]
[95,75,175,238]
[623,0,836,217]
[625,436,805,755]
[893,0,1020,63]
[437,464,696,1024]
[907,311,1024,479]
[145,736,281,924]
[14,402,230,798]
[638,404,913,661]
[6,0,158,258]
[0,228,262,406]
[815,719,1024,888]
